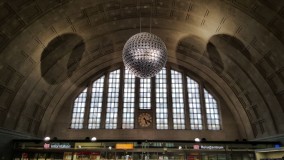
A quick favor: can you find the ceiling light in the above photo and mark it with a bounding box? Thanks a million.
[44,136,50,141]
[194,138,200,142]
[91,137,97,141]
[123,32,167,78]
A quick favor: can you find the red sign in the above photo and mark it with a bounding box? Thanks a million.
[22,153,28,158]
[44,143,50,149]
[193,145,200,150]
[77,152,92,155]
[91,152,100,155]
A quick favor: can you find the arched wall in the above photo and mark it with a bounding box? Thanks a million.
[0,0,283,141]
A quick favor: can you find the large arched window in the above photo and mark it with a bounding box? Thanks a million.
[70,67,221,130]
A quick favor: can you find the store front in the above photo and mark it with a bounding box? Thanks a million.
[12,140,280,160]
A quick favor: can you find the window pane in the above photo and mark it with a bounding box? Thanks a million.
[105,70,120,129]
[187,77,202,130]
[122,69,135,129]
[71,88,87,129]
[171,70,185,129]
[88,76,105,129]
[204,89,221,130]
[139,78,151,109]
[156,68,168,129]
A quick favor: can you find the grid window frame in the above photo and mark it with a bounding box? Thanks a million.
[204,89,221,130]
[122,69,135,129]
[88,76,105,129]
[187,77,203,130]
[171,70,185,130]
[156,68,168,129]
[139,78,151,110]
[105,70,120,129]
[71,88,87,129]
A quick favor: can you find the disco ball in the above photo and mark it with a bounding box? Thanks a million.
[122,32,167,78]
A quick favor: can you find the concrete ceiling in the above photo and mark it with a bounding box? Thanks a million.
[0,0,284,139]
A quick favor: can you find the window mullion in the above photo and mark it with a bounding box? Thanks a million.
[199,82,208,130]
[134,77,140,128]
[182,73,190,130]
[83,83,93,129]
[117,68,124,129]
[151,76,156,129]
[167,67,173,129]
[100,73,109,129]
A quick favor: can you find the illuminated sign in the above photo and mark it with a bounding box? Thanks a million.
[193,145,200,150]
[200,145,224,150]
[275,144,281,148]
[193,145,224,150]
[44,143,71,149]
[115,143,134,149]
[44,143,50,149]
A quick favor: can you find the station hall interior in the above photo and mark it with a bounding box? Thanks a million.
[0,0,284,159]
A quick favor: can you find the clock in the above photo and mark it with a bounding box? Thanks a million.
[138,113,152,127]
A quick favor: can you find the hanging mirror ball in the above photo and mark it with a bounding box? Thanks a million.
[122,32,167,78]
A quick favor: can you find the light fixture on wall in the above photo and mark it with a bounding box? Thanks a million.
[194,138,200,142]
[91,137,97,141]
[122,0,167,78]
[44,136,51,141]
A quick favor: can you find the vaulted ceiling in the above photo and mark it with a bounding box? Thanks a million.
[0,0,284,140]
